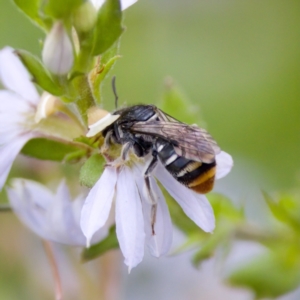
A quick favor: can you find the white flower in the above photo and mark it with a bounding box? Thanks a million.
[0,47,42,190]
[0,47,83,190]
[81,151,233,271]
[7,179,109,246]
[42,21,74,75]
[91,0,138,10]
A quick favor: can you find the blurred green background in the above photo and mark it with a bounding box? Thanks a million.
[0,0,299,299]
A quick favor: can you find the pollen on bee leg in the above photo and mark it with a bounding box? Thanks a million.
[86,107,120,137]
[34,92,62,123]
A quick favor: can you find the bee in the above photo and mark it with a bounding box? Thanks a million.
[101,104,221,195]
[95,78,221,234]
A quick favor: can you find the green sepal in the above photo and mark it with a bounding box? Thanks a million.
[13,0,50,30]
[21,138,85,161]
[80,154,105,188]
[90,54,120,104]
[15,50,64,96]
[228,252,300,299]
[159,78,206,127]
[74,135,102,148]
[81,225,119,262]
[43,0,83,19]
[92,0,124,56]
[63,150,87,163]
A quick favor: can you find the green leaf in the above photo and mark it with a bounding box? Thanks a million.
[15,50,64,96]
[264,192,300,231]
[159,78,206,127]
[13,0,48,29]
[21,138,83,161]
[209,193,244,222]
[80,154,104,188]
[228,252,300,299]
[92,0,124,56]
[43,0,83,19]
[81,226,119,262]
[192,223,232,266]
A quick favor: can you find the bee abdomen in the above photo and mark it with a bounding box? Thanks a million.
[157,140,216,194]
[167,158,215,194]
[178,161,216,194]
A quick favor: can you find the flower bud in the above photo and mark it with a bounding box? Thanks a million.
[42,22,74,75]
[73,2,97,33]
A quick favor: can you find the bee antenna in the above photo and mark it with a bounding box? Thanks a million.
[112,76,118,109]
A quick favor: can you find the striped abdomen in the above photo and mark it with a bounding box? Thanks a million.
[157,140,216,194]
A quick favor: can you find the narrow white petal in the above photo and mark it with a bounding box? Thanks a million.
[7,179,53,239]
[133,163,172,257]
[0,47,39,103]
[80,167,117,247]
[91,0,137,10]
[120,0,138,10]
[115,166,145,272]
[215,151,234,180]
[86,113,120,137]
[155,163,215,233]
[0,133,36,190]
[46,180,86,245]
[90,0,105,10]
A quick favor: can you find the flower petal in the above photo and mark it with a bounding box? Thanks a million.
[215,151,234,180]
[0,133,36,190]
[7,179,53,239]
[120,0,138,10]
[115,166,145,272]
[90,0,105,10]
[155,163,215,233]
[46,180,86,245]
[91,0,137,10]
[0,90,33,115]
[80,166,117,247]
[0,47,39,104]
[132,163,172,257]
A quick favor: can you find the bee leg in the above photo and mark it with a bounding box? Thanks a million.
[120,142,132,161]
[144,153,158,235]
[107,141,133,167]
[102,130,113,152]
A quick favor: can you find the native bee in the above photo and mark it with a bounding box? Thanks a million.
[101,104,221,195]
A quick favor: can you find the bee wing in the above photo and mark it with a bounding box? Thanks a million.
[131,121,221,163]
